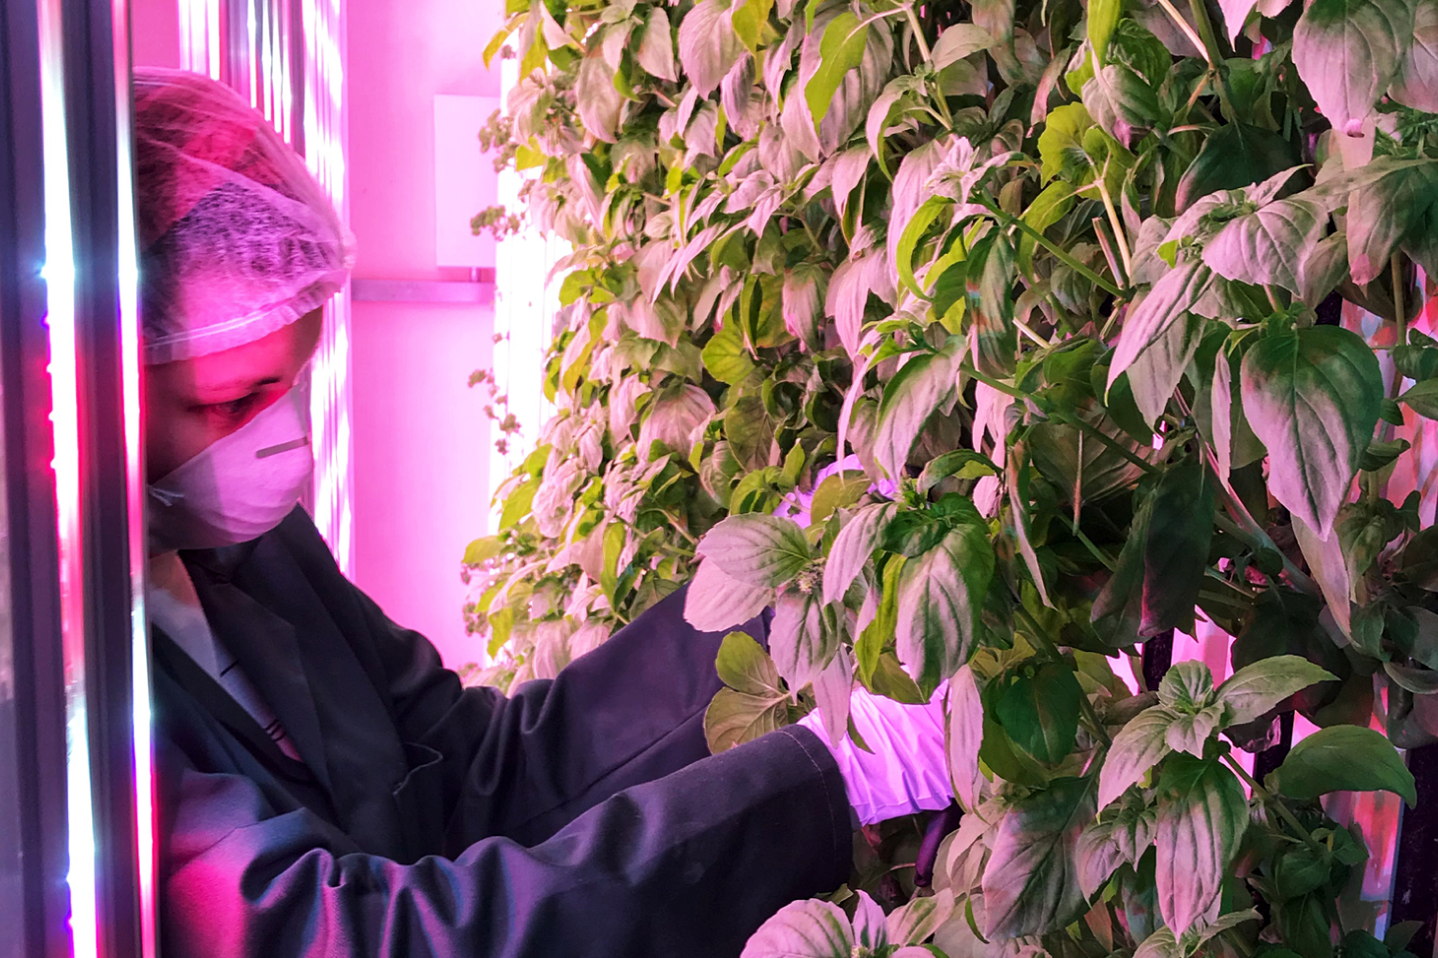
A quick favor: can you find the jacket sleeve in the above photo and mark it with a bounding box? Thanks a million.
[161,723,853,958]
[295,504,772,848]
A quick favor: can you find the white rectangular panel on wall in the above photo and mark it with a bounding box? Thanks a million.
[434,94,499,269]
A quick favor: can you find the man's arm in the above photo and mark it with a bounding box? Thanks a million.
[160,723,852,958]
[273,509,770,847]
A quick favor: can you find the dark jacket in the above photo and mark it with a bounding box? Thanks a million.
[153,508,853,958]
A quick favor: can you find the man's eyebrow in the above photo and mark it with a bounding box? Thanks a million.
[194,374,285,398]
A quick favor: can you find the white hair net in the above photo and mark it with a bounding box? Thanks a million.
[134,67,355,365]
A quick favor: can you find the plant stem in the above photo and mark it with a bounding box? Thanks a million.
[1050,409,1161,475]
[903,5,956,131]
[981,199,1126,297]
[1222,752,1327,855]
[1392,253,1408,381]
[1094,168,1134,281]
[1185,0,1239,120]
[960,363,1028,399]
[1153,0,1211,66]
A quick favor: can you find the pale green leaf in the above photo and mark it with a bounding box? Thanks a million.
[1201,196,1328,295]
[1155,755,1249,936]
[1216,654,1337,726]
[705,687,786,752]
[931,23,995,70]
[635,5,678,81]
[981,777,1098,939]
[770,588,835,689]
[873,340,962,479]
[679,0,745,96]
[1088,0,1124,63]
[684,558,776,632]
[1293,0,1415,134]
[740,899,854,958]
[895,518,995,688]
[697,513,811,587]
[822,502,896,605]
[805,12,869,133]
[1108,262,1214,388]
[947,664,986,811]
[1390,0,1438,111]
[1099,706,1173,807]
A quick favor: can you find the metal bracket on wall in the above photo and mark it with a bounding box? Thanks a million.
[352,269,496,304]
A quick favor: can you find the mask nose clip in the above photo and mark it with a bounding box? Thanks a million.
[255,435,311,460]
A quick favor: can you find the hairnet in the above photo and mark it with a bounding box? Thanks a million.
[133,67,355,365]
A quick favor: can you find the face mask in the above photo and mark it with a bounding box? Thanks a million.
[148,382,313,552]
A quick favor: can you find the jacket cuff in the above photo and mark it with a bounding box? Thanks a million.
[773,725,857,874]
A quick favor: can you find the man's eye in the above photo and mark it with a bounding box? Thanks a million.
[204,394,259,423]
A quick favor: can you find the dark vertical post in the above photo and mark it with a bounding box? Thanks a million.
[61,3,146,957]
[1391,744,1438,958]
[1252,710,1295,785]
[0,2,77,957]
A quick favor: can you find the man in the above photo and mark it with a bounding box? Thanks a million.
[137,67,952,957]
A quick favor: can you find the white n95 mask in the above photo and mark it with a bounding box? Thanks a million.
[148,383,314,552]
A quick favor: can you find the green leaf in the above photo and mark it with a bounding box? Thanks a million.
[741,898,854,958]
[1083,63,1162,149]
[822,502,895,605]
[1138,459,1216,636]
[635,5,678,81]
[948,664,985,811]
[874,340,962,479]
[1038,103,1097,183]
[770,588,835,689]
[895,196,951,299]
[1391,0,1438,112]
[895,519,995,689]
[697,514,811,587]
[1127,312,1202,430]
[1108,262,1214,388]
[576,49,624,143]
[1174,122,1300,212]
[981,777,1098,939]
[1202,196,1328,296]
[1240,326,1384,538]
[1272,724,1418,807]
[1293,0,1416,135]
[684,558,775,632]
[1088,0,1124,64]
[1345,160,1438,285]
[805,12,870,134]
[1159,660,1217,712]
[678,0,745,96]
[730,0,774,56]
[1018,181,1076,275]
[931,22,995,69]
[918,449,1000,491]
[1400,378,1438,419]
[463,535,505,566]
[995,662,1084,763]
[1099,706,1173,806]
[1076,795,1159,896]
[1216,655,1337,726]
[702,321,756,385]
[716,630,785,696]
[1155,754,1249,936]
[499,475,539,531]
[809,471,871,525]
[888,888,956,946]
[705,687,787,752]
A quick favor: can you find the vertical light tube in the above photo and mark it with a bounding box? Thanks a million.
[112,0,158,953]
[35,1,99,956]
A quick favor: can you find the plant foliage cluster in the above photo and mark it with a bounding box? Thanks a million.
[475,0,1438,950]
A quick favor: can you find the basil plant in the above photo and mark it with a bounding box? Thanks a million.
[468,0,1438,950]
